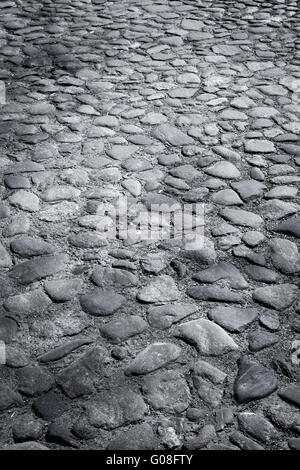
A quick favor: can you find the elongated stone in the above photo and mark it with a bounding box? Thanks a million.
[10,254,68,285]
[125,343,181,375]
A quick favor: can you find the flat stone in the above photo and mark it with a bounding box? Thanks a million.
[94,116,119,127]
[56,347,105,398]
[244,140,275,153]
[17,365,54,397]
[69,231,107,248]
[183,238,217,265]
[33,391,70,421]
[244,265,279,283]
[0,316,18,343]
[174,319,238,355]
[260,199,298,220]
[106,423,156,450]
[91,267,138,287]
[259,310,280,331]
[12,413,44,442]
[80,289,125,316]
[213,146,241,162]
[238,412,279,444]
[248,330,279,352]
[100,316,147,342]
[193,263,248,289]
[3,288,51,316]
[5,346,29,368]
[168,87,197,99]
[211,189,243,205]
[141,112,167,125]
[42,186,81,202]
[279,144,300,156]
[5,175,30,189]
[269,238,300,274]
[0,384,23,411]
[242,231,265,247]
[137,275,179,303]
[208,306,258,333]
[274,216,300,238]
[248,107,279,118]
[3,214,30,237]
[84,388,147,433]
[122,158,152,172]
[279,384,300,408]
[10,254,68,285]
[148,303,198,329]
[44,278,82,302]
[205,161,240,179]
[231,180,266,201]
[30,103,55,115]
[177,73,200,84]
[187,286,243,303]
[170,164,201,181]
[253,284,299,311]
[185,424,217,450]
[10,236,55,257]
[219,109,248,120]
[9,190,39,212]
[142,370,190,412]
[39,338,92,363]
[125,342,181,375]
[234,355,277,404]
[265,186,298,199]
[0,277,13,298]
[213,44,240,56]
[4,160,44,174]
[0,243,12,267]
[38,201,79,222]
[107,145,138,161]
[141,254,167,274]
[192,359,227,406]
[151,124,194,146]
[230,431,264,450]
[220,208,264,228]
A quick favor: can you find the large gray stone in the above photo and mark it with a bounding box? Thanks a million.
[174,319,238,355]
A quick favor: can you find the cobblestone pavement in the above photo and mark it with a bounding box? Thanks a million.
[0,0,300,451]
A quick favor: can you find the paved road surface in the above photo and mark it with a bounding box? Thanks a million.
[0,0,300,450]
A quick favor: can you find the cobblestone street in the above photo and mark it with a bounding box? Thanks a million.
[0,0,300,450]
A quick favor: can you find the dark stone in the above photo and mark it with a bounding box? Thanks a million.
[234,356,277,404]
[0,316,18,342]
[56,347,105,398]
[10,236,55,257]
[33,391,70,421]
[17,365,55,397]
[10,254,68,285]
[38,338,93,363]
[279,384,300,408]
[0,384,23,411]
[100,316,147,342]
[80,289,125,316]
[248,330,279,352]
[187,286,243,303]
[106,423,156,450]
